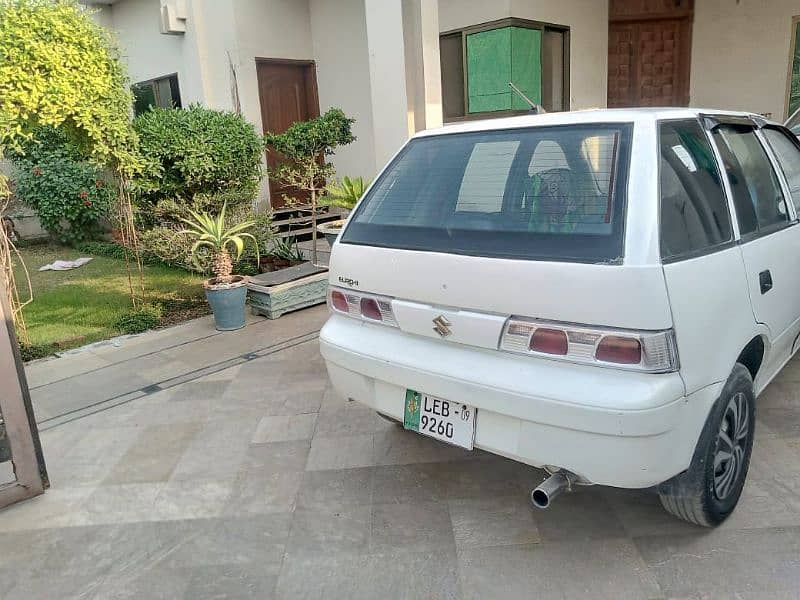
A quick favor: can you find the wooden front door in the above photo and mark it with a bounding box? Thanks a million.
[608,0,693,108]
[256,59,320,208]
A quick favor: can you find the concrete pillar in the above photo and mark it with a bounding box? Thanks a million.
[364,0,443,168]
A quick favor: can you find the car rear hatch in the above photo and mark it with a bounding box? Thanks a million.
[332,122,673,352]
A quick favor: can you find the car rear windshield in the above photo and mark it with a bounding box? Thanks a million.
[340,123,633,262]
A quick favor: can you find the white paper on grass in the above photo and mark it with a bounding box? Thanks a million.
[38,258,93,272]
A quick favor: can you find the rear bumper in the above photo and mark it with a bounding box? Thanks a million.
[319,315,721,488]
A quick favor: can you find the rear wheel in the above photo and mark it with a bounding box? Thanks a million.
[658,363,755,527]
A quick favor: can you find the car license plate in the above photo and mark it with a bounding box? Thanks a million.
[403,390,476,450]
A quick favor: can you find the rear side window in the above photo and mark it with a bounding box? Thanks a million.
[659,120,732,260]
[712,124,789,236]
[762,127,800,212]
[341,124,632,262]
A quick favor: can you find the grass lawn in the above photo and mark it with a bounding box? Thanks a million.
[13,244,207,351]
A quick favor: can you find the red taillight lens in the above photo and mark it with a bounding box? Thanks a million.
[595,336,642,364]
[330,290,349,313]
[529,328,568,355]
[360,297,382,321]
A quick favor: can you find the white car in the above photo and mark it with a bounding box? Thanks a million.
[319,108,800,526]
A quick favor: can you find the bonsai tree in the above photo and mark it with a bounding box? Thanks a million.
[319,176,371,212]
[264,108,355,264]
[179,203,259,285]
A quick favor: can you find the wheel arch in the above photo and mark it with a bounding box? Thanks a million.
[735,335,767,383]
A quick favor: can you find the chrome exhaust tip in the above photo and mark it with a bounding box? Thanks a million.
[531,471,576,509]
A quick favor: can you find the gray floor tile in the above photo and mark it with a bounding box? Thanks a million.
[370,501,455,554]
[296,467,374,510]
[224,469,303,516]
[276,549,461,600]
[634,527,800,597]
[245,440,311,473]
[104,423,202,484]
[459,539,661,600]
[306,434,375,471]
[372,462,452,504]
[183,563,280,599]
[314,402,393,437]
[533,486,628,542]
[251,413,318,443]
[157,514,291,569]
[449,495,540,550]
[287,505,372,556]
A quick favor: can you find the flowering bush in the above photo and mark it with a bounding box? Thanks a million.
[13,154,115,245]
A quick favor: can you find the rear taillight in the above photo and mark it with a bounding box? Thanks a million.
[501,317,678,373]
[529,328,568,355]
[330,290,349,313]
[327,286,398,327]
[595,336,641,364]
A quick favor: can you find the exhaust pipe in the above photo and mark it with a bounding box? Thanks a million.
[530,471,576,509]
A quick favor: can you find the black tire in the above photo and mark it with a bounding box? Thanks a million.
[658,363,755,527]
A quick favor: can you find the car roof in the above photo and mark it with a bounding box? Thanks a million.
[415,107,772,138]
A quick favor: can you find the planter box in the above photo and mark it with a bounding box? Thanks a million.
[247,262,328,319]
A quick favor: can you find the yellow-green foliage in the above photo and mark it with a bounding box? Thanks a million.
[0,0,139,174]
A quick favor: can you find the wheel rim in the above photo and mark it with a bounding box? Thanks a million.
[713,391,750,501]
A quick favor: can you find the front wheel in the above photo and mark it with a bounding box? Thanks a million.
[658,363,755,527]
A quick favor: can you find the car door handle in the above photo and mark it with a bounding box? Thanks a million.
[759,270,773,295]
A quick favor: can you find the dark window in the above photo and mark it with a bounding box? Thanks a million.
[439,19,569,120]
[132,74,182,116]
[762,127,800,212]
[788,18,800,118]
[341,124,632,263]
[712,125,789,236]
[658,120,732,260]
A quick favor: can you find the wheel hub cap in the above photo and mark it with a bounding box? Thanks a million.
[713,391,749,501]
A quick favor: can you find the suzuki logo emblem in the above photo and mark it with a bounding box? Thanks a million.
[432,315,452,338]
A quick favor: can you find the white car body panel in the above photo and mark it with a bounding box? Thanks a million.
[320,107,800,489]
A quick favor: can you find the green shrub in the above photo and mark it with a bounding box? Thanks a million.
[138,207,273,274]
[11,127,116,245]
[18,341,56,362]
[113,304,162,335]
[132,105,264,212]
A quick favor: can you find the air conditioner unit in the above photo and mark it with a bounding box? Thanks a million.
[160,0,187,35]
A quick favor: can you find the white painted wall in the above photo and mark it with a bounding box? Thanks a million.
[232,0,314,134]
[690,0,799,120]
[310,0,377,178]
[438,0,609,111]
[99,0,206,105]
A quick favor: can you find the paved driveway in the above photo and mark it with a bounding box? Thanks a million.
[2,305,800,598]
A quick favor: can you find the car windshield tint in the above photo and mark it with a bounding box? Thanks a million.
[340,124,633,262]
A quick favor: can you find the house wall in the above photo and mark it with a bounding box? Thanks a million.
[438,0,609,111]
[690,0,799,120]
[232,0,314,135]
[309,0,377,178]
[100,0,207,105]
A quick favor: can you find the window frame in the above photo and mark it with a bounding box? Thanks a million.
[703,115,796,244]
[132,73,182,115]
[784,15,800,121]
[339,122,633,264]
[759,124,800,218]
[656,118,737,264]
[439,17,570,123]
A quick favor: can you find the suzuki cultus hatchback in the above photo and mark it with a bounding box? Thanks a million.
[320,108,800,526]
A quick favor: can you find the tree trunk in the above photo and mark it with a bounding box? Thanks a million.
[311,187,318,265]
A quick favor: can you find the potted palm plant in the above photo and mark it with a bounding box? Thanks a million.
[317,176,370,246]
[178,204,259,331]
